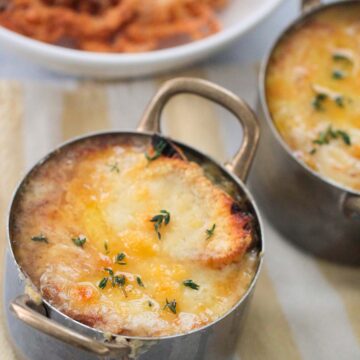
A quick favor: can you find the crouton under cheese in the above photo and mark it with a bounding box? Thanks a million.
[12,137,258,336]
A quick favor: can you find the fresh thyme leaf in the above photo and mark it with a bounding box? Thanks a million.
[31,234,48,243]
[313,126,351,147]
[72,235,86,247]
[332,70,345,80]
[183,280,200,290]
[309,148,317,155]
[337,130,351,145]
[154,222,161,240]
[114,275,126,287]
[205,224,216,239]
[116,252,125,261]
[104,267,114,276]
[114,275,127,297]
[108,162,120,173]
[102,268,127,296]
[161,210,171,224]
[333,53,353,63]
[115,252,126,265]
[329,128,338,139]
[145,140,167,161]
[164,299,177,314]
[98,277,108,289]
[150,210,171,240]
[313,126,333,145]
[335,96,345,108]
[137,276,144,287]
[314,134,327,145]
[151,215,163,222]
[312,93,327,111]
[104,240,109,254]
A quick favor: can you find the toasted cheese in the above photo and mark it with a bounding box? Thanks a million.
[266,4,360,191]
[12,138,258,337]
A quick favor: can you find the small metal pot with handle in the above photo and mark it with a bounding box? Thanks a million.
[7,78,263,360]
[250,0,360,265]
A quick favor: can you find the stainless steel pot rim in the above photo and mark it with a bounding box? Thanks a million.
[7,129,264,343]
[259,0,360,197]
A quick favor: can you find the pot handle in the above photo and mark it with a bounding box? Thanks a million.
[10,295,130,358]
[301,0,321,12]
[137,77,260,181]
[342,194,360,220]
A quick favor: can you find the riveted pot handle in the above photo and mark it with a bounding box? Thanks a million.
[342,194,360,220]
[137,77,260,181]
[10,295,130,358]
[301,0,321,12]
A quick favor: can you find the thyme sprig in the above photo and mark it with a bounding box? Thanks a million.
[114,275,127,297]
[115,252,127,265]
[31,233,49,244]
[145,140,167,161]
[98,277,108,289]
[332,70,345,80]
[108,162,120,173]
[72,235,86,247]
[335,96,345,108]
[164,299,177,314]
[150,210,171,239]
[311,83,349,111]
[205,224,216,240]
[312,93,327,111]
[100,268,127,297]
[333,53,353,64]
[312,125,351,147]
[31,234,48,243]
[137,276,145,287]
[104,240,109,254]
[183,280,200,290]
[104,268,114,276]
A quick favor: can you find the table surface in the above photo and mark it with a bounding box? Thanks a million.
[1,1,359,360]
[0,0,301,161]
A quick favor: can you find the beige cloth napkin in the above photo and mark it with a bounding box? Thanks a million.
[0,64,359,359]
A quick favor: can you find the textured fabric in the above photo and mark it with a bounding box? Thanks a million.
[0,64,359,360]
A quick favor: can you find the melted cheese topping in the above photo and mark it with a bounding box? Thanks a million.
[266,4,360,191]
[13,139,258,337]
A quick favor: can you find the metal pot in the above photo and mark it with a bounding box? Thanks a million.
[249,0,360,265]
[7,78,263,360]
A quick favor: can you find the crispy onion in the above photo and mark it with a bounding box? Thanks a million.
[0,0,227,52]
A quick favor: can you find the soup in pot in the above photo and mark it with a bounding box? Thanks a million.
[11,135,259,337]
[266,4,360,191]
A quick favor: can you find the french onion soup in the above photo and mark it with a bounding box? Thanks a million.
[11,135,259,337]
[266,4,360,191]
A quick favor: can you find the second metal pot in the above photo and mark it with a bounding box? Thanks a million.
[250,0,360,265]
[7,78,263,359]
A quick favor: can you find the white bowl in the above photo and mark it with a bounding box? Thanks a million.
[0,0,283,79]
